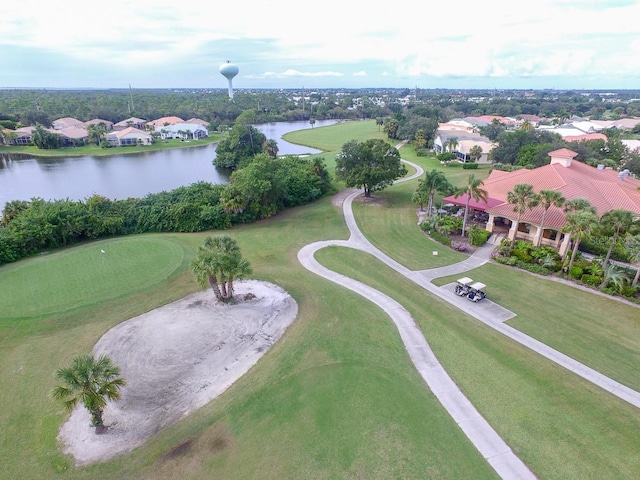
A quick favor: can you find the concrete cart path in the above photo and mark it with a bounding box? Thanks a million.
[298,158,537,480]
[298,157,640,479]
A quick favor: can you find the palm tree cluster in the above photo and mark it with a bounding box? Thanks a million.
[190,235,252,303]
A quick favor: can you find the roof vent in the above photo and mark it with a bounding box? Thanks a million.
[618,169,630,180]
[597,164,605,170]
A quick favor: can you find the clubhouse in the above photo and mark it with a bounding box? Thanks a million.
[443,149,640,257]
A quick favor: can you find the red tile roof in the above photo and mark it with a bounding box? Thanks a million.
[564,133,607,142]
[483,158,640,229]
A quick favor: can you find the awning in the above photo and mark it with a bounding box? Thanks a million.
[441,194,503,212]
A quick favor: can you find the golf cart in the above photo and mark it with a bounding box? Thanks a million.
[454,277,474,297]
[467,282,486,302]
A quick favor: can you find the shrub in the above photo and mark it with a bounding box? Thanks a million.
[467,226,490,246]
[581,274,602,287]
[510,249,533,263]
[451,241,468,251]
[569,266,584,279]
[620,285,639,298]
[462,162,479,169]
[516,261,550,275]
[429,230,452,246]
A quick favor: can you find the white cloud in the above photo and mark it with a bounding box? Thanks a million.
[2,0,640,88]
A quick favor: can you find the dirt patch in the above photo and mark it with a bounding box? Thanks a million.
[57,280,297,466]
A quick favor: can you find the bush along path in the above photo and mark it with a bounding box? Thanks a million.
[299,157,640,479]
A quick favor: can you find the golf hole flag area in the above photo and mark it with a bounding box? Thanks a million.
[0,237,184,318]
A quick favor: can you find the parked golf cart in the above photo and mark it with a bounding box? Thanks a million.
[467,282,486,302]
[454,277,474,297]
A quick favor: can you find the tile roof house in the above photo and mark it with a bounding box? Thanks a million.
[114,117,147,131]
[84,118,114,130]
[434,124,494,163]
[185,118,210,127]
[52,117,85,130]
[105,127,152,146]
[443,149,640,256]
[146,116,185,128]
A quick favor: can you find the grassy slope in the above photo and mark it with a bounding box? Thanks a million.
[2,120,640,479]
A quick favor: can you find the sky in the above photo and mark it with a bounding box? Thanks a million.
[1,0,640,91]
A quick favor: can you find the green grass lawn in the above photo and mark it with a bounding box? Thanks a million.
[431,262,640,392]
[316,246,640,480]
[3,122,640,479]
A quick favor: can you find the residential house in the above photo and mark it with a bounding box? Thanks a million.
[434,124,493,163]
[113,117,147,131]
[106,127,153,146]
[52,117,85,130]
[155,123,208,140]
[185,118,210,127]
[146,116,185,128]
[84,118,114,130]
[57,126,89,146]
[443,149,640,256]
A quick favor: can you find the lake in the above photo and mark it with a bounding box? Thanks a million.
[0,119,336,210]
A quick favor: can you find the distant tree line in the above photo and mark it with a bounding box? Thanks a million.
[0,154,331,266]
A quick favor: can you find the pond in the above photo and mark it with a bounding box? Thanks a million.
[0,119,337,210]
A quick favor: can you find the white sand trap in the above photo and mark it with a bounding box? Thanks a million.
[58,280,297,465]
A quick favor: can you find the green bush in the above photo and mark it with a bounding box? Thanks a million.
[510,249,533,263]
[569,266,584,280]
[429,230,452,246]
[462,162,479,169]
[620,285,639,298]
[581,274,602,286]
[468,227,490,247]
[516,261,551,275]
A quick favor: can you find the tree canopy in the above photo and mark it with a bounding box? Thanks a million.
[213,124,267,170]
[190,235,252,303]
[335,139,407,197]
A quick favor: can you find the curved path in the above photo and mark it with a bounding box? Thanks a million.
[298,157,640,479]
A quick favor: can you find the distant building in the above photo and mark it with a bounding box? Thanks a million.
[106,127,152,146]
[155,123,208,140]
[114,117,147,131]
[52,117,85,130]
[146,116,185,128]
[84,118,114,130]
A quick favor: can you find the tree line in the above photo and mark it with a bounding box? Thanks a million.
[0,152,332,266]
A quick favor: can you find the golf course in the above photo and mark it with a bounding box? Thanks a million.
[2,120,640,479]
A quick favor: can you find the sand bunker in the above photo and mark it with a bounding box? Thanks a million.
[58,280,297,465]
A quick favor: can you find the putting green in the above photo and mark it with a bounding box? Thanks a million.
[0,236,184,318]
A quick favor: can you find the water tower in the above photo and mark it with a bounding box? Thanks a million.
[219,61,239,99]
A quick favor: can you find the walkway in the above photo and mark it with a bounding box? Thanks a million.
[297,158,640,479]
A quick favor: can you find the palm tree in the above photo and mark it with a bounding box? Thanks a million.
[506,184,540,249]
[416,169,452,216]
[562,211,599,272]
[519,120,534,131]
[469,145,483,162]
[190,235,252,303]
[51,354,126,433]
[625,234,640,287]
[454,174,488,237]
[262,138,279,158]
[564,198,596,215]
[536,189,565,246]
[446,136,459,153]
[1,199,30,226]
[602,264,629,292]
[599,209,637,269]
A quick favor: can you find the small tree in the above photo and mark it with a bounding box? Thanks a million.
[536,190,565,246]
[562,211,599,272]
[454,174,488,237]
[190,235,252,303]
[51,354,126,434]
[506,184,540,249]
[625,234,640,287]
[469,145,483,162]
